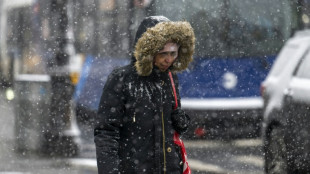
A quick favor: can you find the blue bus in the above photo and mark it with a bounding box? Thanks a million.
[73,0,302,139]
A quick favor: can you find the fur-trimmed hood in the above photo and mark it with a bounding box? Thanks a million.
[134,17,195,76]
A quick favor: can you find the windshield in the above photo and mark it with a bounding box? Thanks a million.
[154,0,297,58]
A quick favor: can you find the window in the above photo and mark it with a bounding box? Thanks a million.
[154,0,297,58]
[295,50,310,79]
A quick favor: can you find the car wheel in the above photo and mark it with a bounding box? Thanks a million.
[265,127,288,174]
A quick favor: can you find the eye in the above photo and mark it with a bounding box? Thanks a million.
[171,52,178,58]
[159,52,169,57]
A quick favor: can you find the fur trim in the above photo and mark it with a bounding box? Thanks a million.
[134,21,195,76]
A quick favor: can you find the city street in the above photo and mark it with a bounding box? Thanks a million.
[2,0,310,173]
[0,89,264,174]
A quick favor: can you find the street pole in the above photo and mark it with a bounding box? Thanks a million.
[43,0,81,157]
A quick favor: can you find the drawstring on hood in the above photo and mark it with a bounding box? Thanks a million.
[133,16,195,76]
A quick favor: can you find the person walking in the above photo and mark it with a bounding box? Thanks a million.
[94,16,195,174]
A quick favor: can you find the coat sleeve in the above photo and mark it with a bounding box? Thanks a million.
[171,74,191,134]
[94,69,125,174]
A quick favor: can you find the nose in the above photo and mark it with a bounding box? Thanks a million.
[165,53,176,63]
[165,56,174,63]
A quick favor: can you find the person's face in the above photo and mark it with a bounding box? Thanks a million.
[154,42,179,72]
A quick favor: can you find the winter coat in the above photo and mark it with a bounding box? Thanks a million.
[94,16,195,174]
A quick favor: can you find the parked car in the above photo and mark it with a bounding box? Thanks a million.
[261,29,310,173]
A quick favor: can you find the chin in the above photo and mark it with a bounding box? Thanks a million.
[160,68,168,72]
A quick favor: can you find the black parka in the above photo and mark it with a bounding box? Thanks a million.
[94,16,195,174]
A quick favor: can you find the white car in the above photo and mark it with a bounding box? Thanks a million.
[261,29,310,173]
[261,30,310,119]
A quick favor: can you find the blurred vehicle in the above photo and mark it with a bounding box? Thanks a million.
[261,29,310,173]
[260,30,310,126]
[73,0,302,139]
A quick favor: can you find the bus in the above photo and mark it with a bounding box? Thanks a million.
[73,0,304,139]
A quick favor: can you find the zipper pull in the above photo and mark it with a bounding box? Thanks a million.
[133,112,136,122]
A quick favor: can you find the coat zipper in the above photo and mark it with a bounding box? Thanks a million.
[159,79,166,174]
[161,107,166,174]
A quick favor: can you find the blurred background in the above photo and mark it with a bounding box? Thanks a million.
[0,0,310,173]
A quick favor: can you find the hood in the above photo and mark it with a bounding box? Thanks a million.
[133,17,195,76]
[131,16,170,64]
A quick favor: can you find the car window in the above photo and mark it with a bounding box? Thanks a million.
[268,44,298,76]
[295,49,310,79]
